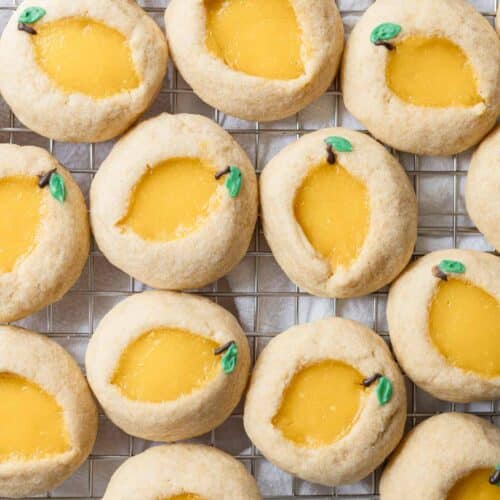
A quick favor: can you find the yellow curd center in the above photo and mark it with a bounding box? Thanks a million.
[447,469,500,500]
[0,372,70,463]
[294,161,369,272]
[205,0,304,80]
[0,176,43,274]
[112,328,221,403]
[272,360,365,448]
[386,36,482,108]
[118,158,221,242]
[32,17,140,98]
[429,279,500,378]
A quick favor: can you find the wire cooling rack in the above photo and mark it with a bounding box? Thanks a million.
[0,0,499,498]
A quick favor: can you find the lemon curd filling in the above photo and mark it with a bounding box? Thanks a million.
[205,0,304,80]
[386,36,482,108]
[32,17,140,98]
[447,469,500,500]
[0,372,70,463]
[112,328,221,403]
[118,158,221,242]
[294,161,370,272]
[0,176,43,274]
[272,360,366,448]
[429,279,500,378]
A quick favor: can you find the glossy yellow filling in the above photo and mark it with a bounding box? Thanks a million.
[429,279,500,378]
[205,0,304,80]
[32,17,140,98]
[112,328,221,403]
[294,161,369,272]
[447,469,500,500]
[272,360,365,448]
[0,176,43,274]
[118,158,221,242]
[386,36,482,108]
[0,373,70,463]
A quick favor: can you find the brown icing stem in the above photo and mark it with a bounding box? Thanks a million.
[489,469,500,485]
[326,144,336,165]
[18,23,37,35]
[214,340,236,356]
[215,166,231,180]
[432,266,448,281]
[362,373,382,387]
[375,40,394,50]
[38,168,57,188]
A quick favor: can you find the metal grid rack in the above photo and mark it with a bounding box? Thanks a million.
[0,0,499,498]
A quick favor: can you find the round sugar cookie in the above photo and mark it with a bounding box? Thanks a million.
[244,317,406,487]
[86,291,251,442]
[380,413,500,500]
[90,112,258,290]
[0,0,168,142]
[0,326,98,499]
[165,0,344,122]
[260,127,417,298]
[103,444,262,500]
[341,0,500,155]
[387,249,500,402]
[466,126,500,251]
[0,144,89,322]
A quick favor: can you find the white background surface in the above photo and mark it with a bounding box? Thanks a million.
[0,0,498,498]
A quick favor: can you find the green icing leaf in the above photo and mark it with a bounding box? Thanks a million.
[324,136,353,153]
[49,171,66,203]
[221,342,238,374]
[376,376,393,406]
[225,166,242,198]
[19,6,46,24]
[370,23,402,44]
[438,259,465,274]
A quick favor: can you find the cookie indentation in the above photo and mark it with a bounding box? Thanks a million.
[205,0,304,80]
[447,468,500,500]
[272,360,365,448]
[112,328,221,403]
[386,36,482,108]
[0,372,70,462]
[0,176,43,274]
[294,161,369,273]
[429,278,500,378]
[118,158,221,242]
[163,495,205,500]
[32,17,140,98]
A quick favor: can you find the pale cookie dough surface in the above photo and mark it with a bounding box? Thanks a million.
[244,317,406,486]
[0,144,89,323]
[91,112,258,290]
[380,413,500,500]
[103,444,262,500]
[466,126,500,251]
[342,0,500,156]
[165,0,343,122]
[497,4,500,36]
[0,0,167,142]
[86,291,251,442]
[387,249,500,402]
[0,326,98,499]
[260,127,417,298]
